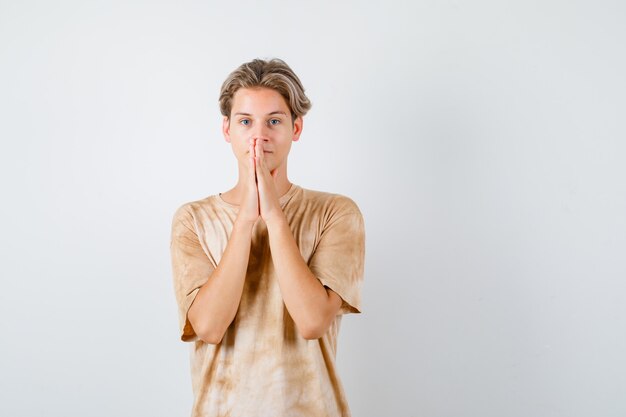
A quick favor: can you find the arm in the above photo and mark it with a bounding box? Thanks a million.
[188,138,261,344]
[187,218,255,344]
[265,215,343,340]
[252,138,343,339]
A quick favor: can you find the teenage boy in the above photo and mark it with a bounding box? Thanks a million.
[170,57,365,417]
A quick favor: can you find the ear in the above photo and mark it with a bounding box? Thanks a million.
[222,116,231,143]
[292,116,303,142]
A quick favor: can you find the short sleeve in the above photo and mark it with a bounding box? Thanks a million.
[170,206,216,342]
[308,202,366,315]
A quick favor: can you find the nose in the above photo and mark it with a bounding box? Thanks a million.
[250,123,272,142]
[249,133,270,144]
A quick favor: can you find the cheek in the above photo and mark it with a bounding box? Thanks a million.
[230,142,245,156]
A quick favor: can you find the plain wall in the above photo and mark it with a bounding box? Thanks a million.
[1,0,625,416]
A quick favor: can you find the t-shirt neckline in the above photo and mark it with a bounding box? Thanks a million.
[216,183,299,210]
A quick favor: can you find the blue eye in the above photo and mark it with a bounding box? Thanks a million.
[240,119,250,126]
[269,119,280,125]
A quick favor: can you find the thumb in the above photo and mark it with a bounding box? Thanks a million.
[250,155,257,184]
[255,153,265,188]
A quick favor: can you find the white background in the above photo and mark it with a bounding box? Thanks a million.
[1,1,625,416]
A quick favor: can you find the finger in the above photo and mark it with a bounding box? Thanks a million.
[255,137,265,168]
[254,139,265,187]
[254,141,267,177]
[249,141,257,183]
[254,138,260,169]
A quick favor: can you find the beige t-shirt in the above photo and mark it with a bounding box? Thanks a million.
[170,183,365,417]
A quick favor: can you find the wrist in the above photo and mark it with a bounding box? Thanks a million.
[234,216,257,231]
[264,213,288,230]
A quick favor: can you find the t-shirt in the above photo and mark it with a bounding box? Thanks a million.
[169,183,366,417]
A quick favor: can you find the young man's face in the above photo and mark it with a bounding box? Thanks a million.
[222,87,303,173]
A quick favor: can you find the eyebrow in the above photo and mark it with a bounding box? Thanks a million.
[233,111,287,117]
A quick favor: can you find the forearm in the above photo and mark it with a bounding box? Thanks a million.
[265,215,330,339]
[188,218,255,344]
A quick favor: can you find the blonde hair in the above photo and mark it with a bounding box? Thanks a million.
[219,58,312,126]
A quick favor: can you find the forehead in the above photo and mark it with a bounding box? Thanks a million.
[231,87,290,114]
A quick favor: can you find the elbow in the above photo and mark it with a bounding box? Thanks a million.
[189,305,226,344]
[301,329,321,340]
[300,287,342,340]
[190,316,225,345]
[301,331,320,340]
[300,319,326,340]
[197,327,225,345]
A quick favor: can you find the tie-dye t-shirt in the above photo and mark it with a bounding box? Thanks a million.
[169,183,365,417]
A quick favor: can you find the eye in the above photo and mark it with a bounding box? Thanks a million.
[239,119,250,126]
[269,119,280,126]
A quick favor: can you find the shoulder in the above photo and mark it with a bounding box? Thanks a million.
[170,194,216,228]
[297,186,363,219]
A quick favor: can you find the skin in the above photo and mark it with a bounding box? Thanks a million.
[187,87,342,344]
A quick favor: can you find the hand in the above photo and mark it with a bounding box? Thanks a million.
[236,138,260,224]
[254,138,284,224]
